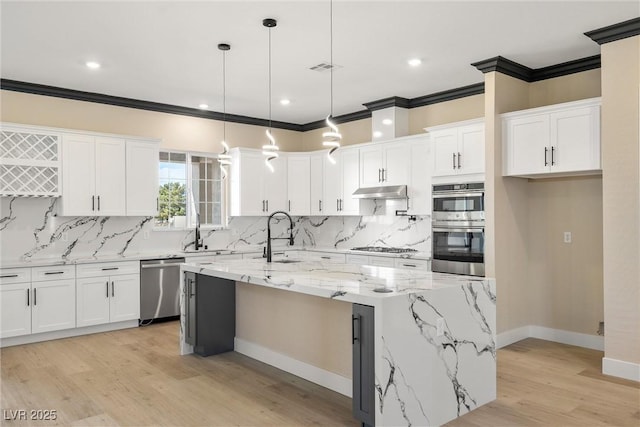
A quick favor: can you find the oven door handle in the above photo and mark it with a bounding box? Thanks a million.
[432,192,483,199]
[433,227,484,233]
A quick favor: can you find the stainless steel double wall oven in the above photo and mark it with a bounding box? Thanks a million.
[431,182,485,276]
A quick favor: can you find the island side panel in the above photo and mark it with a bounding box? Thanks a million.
[375,279,497,426]
[179,267,194,355]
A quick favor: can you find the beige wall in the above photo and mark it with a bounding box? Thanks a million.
[236,282,352,378]
[0,90,303,152]
[527,177,604,334]
[300,117,372,150]
[600,36,640,365]
[484,72,532,333]
[409,94,485,133]
[529,68,602,108]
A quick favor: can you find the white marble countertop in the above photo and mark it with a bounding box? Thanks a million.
[1,246,430,269]
[182,258,485,305]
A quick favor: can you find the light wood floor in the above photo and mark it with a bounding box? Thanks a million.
[1,322,638,426]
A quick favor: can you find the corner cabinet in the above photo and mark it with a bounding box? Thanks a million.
[502,97,601,178]
[426,119,484,178]
[229,148,288,216]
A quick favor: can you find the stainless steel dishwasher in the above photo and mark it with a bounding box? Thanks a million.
[140,257,185,322]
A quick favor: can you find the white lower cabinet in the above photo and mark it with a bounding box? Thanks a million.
[76,261,140,327]
[0,266,75,338]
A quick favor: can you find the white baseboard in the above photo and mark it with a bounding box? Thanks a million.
[0,320,139,348]
[235,338,352,397]
[603,357,640,382]
[497,325,604,351]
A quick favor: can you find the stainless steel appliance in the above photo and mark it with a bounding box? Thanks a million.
[432,183,485,276]
[351,246,418,254]
[140,257,185,322]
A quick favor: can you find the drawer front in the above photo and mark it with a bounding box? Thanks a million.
[0,268,31,285]
[308,252,346,263]
[394,258,431,270]
[346,254,370,265]
[76,261,140,278]
[31,265,76,282]
[368,256,395,267]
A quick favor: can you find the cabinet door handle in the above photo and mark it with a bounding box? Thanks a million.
[452,153,456,170]
[321,256,331,260]
[92,195,95,211]
[288,200,291,212]
[97,195,101,211]
[106,281,109,298]
[352,315,360,344]
[551,146,555,166]
[340,199,343,211]
[44,271,64,275]
[337,199,339,211]
[111,281,115,297]
[382,168,386,182]
[402,263,417,268]
[457,153,461,169]
[544,147,549,166]
[0,274,18,278]
[378,168,382,182]
[319,200,322,212]
[26,289,30,306]
[101,267,119,271]
[33,288,37,306]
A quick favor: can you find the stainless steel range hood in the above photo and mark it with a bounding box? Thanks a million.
[352,185,407,199]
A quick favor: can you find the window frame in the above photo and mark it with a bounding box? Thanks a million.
[155,149,228,231]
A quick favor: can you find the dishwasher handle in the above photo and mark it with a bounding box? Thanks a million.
[140,262,185,269]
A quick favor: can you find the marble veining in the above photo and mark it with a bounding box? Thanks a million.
[0,197,430,264]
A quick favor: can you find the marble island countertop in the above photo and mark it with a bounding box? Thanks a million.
[182,257,485,305]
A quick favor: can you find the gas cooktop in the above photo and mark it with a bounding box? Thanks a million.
[350,246,418,254]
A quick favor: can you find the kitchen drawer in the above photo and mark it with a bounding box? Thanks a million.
[0,268,31,285]
[346,254,369,265]
[32,265,75,282]
[368,256,395,267]
[308,252,346,263]
[76,261,140,278]
[394,258,431,270]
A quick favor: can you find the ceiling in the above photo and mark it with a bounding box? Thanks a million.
[1,1,638,125]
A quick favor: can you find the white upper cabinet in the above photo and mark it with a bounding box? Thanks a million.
[502,98,601,178]
[359,141,410,187]
[427,119,485,178]
[60,131,159,216]
[322,148,360,216]
[310,152,324,215]
[406,135,431,215]
[229,148,288,216]
[126,140,159,216]
[287,154,310,216]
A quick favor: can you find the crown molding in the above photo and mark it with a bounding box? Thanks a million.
[471,54,602,83]
[585,17,640,45]
[0,79,304,132]
[301,110,372,131]
[362,96,410,111]
[409,83,485,108]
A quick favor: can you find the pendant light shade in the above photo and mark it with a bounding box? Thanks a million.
[262,18,279,173]
[217,43,231,178]
[323,0,342,164]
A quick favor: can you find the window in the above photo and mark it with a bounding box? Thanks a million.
[156,151,225,229]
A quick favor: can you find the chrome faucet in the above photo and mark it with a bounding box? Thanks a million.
[194,212,203,251]
[265,211,294,262]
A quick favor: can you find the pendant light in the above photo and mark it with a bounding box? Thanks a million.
[262,18,279,173]
[217,43,232,178]
[323,0,342,164]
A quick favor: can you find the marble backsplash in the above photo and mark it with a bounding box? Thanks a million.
[0,197,431,262]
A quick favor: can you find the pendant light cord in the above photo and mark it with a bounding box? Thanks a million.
[268,26,272,132]
[330,0,333,118]
[222,49,226,143]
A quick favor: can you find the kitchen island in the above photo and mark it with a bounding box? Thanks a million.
[180,258,496,427]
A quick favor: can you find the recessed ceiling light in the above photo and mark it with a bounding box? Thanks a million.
[408,58,422,67]
[382,119,393,125]
[280,99,291,106]
[85,61,101,69]
[373,131,383,138]
[198,104,209,110]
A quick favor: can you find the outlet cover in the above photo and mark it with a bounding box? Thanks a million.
[563,231,572,243]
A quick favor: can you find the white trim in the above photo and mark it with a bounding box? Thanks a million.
[602,357,640,382]
[497,325,604,351]
[234,337,352,397]
[0,320,138,348]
